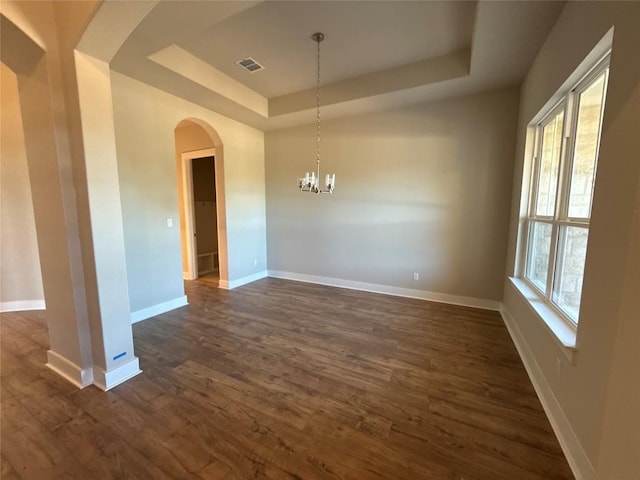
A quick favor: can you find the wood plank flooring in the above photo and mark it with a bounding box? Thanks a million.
[1,278,574,479]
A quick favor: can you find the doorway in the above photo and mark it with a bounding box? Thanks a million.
[192,155,219,282]
[180,147,222,282]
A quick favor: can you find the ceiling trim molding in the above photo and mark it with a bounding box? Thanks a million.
[269,49,471,117]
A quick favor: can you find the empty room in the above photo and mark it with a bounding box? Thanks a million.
[1,1,638,479]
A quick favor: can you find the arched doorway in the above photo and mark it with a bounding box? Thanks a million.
[174,119,228,286]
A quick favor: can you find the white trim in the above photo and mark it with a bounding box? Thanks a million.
[509,277,576,361]
[46,350,94,389]
[529,29,613,127]
[93,357,142,391]
[219,270,268,290]
[130,295,188,323]
[197,251,217,275]
[0,299,46,312]
[267,270,501,311]
[500,308,595,480]
[46,350,142,391]
[519,39,613,329]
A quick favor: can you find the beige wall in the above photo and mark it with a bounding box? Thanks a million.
[111,71,266,309]
[266,88,519,302]
[502,1,640,478]
[0,62,44,308]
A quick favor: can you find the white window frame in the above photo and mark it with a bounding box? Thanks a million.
[520,53,610,332]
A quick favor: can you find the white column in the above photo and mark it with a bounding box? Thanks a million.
[74,51,141,389]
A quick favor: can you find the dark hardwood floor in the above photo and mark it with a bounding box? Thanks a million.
[1,278,573,479]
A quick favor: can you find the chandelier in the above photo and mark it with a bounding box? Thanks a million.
[298,32,335,194]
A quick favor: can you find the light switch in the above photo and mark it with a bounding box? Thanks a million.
[167,218,173,228]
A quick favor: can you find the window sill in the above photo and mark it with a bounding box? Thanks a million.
[508,277,577,363]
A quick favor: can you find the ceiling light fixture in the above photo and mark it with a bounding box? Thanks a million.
[298,32,335,194]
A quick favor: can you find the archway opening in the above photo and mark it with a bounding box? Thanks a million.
[174,119,228,286]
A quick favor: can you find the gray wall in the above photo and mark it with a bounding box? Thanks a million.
[502,1,640,477]
[0,62,44,309]
[265,88,519,302]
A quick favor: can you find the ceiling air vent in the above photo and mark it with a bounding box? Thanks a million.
[236,57,264,73]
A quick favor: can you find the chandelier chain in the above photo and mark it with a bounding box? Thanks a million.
[298,32,334,195]
[316,35,321,171]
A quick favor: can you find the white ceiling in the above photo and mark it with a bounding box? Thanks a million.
[110,0,565,131]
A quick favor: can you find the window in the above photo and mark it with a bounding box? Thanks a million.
[523,54,609,326]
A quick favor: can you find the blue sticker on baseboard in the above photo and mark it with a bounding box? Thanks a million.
[113,351,126,361]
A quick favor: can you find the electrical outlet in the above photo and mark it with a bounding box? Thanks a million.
[413,272,419,281]
[167,218,173,228]
[254,258,258,266]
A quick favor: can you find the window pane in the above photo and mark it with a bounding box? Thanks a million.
[567,71,607,218]
[535,110,564,216]
[526,221,553,293]
[553,226,588,322]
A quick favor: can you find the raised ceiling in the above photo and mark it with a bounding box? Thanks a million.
[177,1,476,98]
[110,0,565,131]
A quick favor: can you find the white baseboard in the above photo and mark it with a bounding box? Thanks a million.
[267,270,501,311]
[0,299,46,313]
[46,350,94,389]
[46,350,142,391]
[93,357,142,391]
[130,295,188,323]
[219,270,268,290]
[500,308,595,480]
